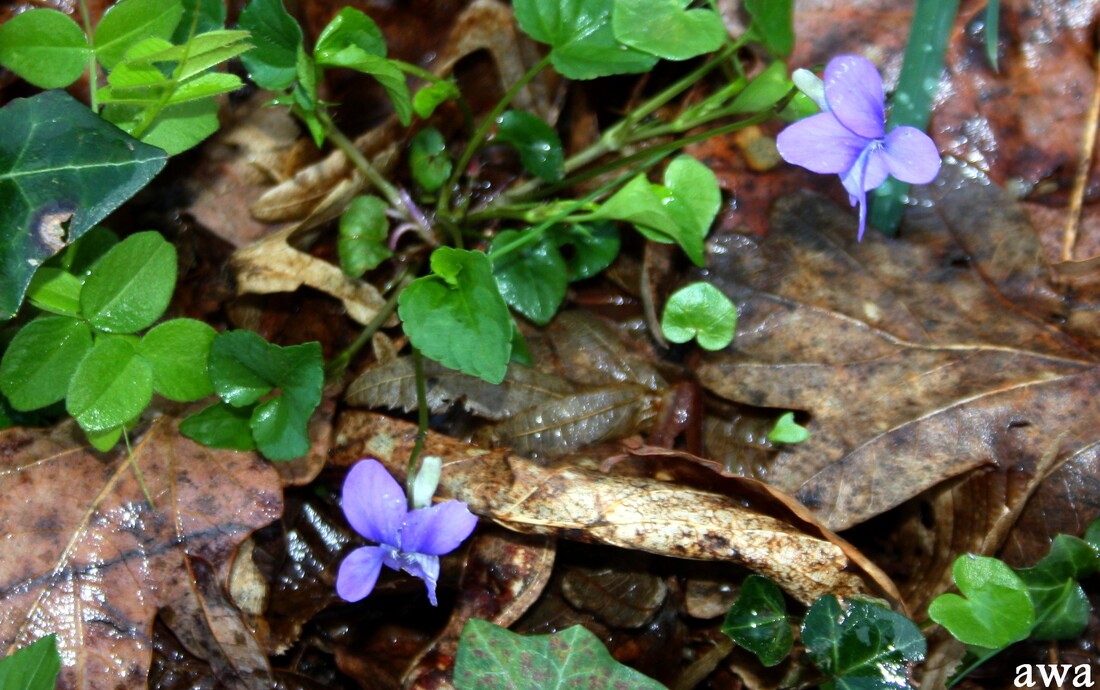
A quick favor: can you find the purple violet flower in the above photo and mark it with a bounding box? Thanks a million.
[337,458,478,606]
[776,55,942,240]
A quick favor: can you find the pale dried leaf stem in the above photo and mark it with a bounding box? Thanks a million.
[1062,25,1100,262]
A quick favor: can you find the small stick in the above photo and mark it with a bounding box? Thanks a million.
[1061,24,1100,262]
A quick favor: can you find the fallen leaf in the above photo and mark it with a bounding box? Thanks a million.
[0,417,282,688]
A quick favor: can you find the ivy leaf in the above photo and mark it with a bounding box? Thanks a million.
[721,575,793,667]
[67,336,154,433]
[661,281,736,350]
[454,620,665,690]
[413,79,460,119]
[93,0,183,70]
[398,248,512,383]
[0,635,61,690]
[495,110,564,182]
[0,9,90,89]
[928,555,1035,649]
[0,91,166,320]
[0,316,92,411]
[80,231,177,334]
[490,228,568,325]
[238,0,302,90]
[611,0,726,61]
[513,0,657,80]
[1015,535,1099,640]
[139,318,216,401]
[767,412,809,444]
[802,596,926,689]
[745,0,794,57]
[549,222,620,281]
[409,127,453,193]
[338,195,392,277]
[180,402,257,451]
[26,267,83,317]
[314,7,386,58]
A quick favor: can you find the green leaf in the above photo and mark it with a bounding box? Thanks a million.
[338,194,392,277]
[409,127,453,193]
[744,0,794,57]
[1015,535,1099,640]
[928,555,1035,649]
[413,79,460,119]
[803,596,926,689]
[454,620,665,690]
[67,336,154,432]
[513,0,657,79]
[0,91,166,320]
[86,424,124,451]
[46,226,119,277]
[315,7,386,58]
[139,318,216,401]
[767,412,809,444]
[0,316,92,411]
[128,30,251,80]
[209,330,277,405]
[103,97,222,155]
[26,267,83,317]
[727,61,791,114]
[721,575,792,667]
[490,229,568,325]
[80,231,177,333]
[238,0,302,90]
[167,72,244,104]
[495,110,564,182]
[595,155,718,267]
[0,9,90,88]
[180,401,257,450]
[172,0,228,43]
[315,46,412,125]
[93,0,183,70]
[661,281,736,350]
[612,0,726,61]
[549,222,620,281]
[0,634,61,690]
[398,248,512,383]
[1085,517,1100,553]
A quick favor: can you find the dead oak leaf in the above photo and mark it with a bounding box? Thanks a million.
[0,417,282,688]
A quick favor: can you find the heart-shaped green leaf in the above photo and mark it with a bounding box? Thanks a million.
[661,281,736,350]
[612,0,726,61]
[766,412,809,444]
[721,575,792,666]
[928,555,1035,649]
[495,110,564,183]
[490,228,568,325]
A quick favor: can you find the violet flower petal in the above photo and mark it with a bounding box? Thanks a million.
[401,500,479,556]
[881,126,942,184]
[342,459,406,545]
[336,545,386,602]
[392,551,442,606]
[824,55,885,139]
[775,112,867,175]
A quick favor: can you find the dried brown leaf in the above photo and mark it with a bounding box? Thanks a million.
[0,417,282,688]
[546,311,666,390]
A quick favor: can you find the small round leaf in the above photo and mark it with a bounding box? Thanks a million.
[140,318,216,401]
[67,336,154,432]
[661,282,737,350]
[0,316,92,411]
[81,231,177,333]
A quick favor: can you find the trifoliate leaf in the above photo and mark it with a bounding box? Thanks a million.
[398,248,512,383]
[512,0,657,79]
[80,231,177,334]
[661,281,736,350]
[495,110,564,182]
[928,555,1035,649]
[454,620,665,690]
[93,0,183,70]
[409,127,452,193]
[0,634,61,690]
[0,316,92,411]
[238,0,302,90]
[67,336,154,432]
[490,228,568,325]
[611,0,726,61]
[721,575,792,667]
[0,9,90,89]
[139,318,216,401]
[339,195,392,277]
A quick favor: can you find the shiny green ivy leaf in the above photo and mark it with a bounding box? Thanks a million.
[612,0,726,61]
[721,575,792,667]
[928,555,1035,649]
[661,281,736,350]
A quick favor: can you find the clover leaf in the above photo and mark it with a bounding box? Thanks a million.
[0,635,61,690]
[80,231,177,334]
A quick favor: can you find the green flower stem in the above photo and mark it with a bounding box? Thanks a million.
[437,52,553,216]
[77,0,99,114]
[323,269,411,381]
[123,428,156,509]
[321,112,406,213]
[406,346,430,496]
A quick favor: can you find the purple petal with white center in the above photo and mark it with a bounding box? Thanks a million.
[881,126,942,184]
[342,459,407,546]
[824,55,885,140]
[776,112,868,175]
[839,148,874,241]
[400,500,479,556]
[336,545,386,602]
[393,551,443,606]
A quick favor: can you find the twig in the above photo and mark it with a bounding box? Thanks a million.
[1062,25,1100,262]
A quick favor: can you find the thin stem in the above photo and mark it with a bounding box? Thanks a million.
[321,111,408,216]
[123,427,156,509]
[405,347,430,496]
[77,0,99,113]
[324,269,412,381]
[437,53,553,216]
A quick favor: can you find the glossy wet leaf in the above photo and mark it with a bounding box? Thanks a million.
[0,91,166,320]
[0,634,60,690]
[495,110,564,183]
[661,281,737,350]
[409,128,452,193]
[238,0,302,89]
[490,228,568,325]
[454,620,665,690]
[398,248,512,383]
[66,336,154,433]
[93,0,183,69]
[721,575,792,667]
[512,0,657,79]
[802,596,925,689]
[0,418,281,687]
[928,555,1034,648]
[80,231,177,334]
[179,401,257,451]
[0,316,92,411]
[139,318,216,401]
[338,194,391,276]
[0,9,90,89]
[612,0,726,61]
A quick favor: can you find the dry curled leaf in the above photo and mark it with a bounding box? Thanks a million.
[0,417,282,688]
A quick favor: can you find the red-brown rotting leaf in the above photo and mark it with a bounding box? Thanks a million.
[0,417,282,688]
